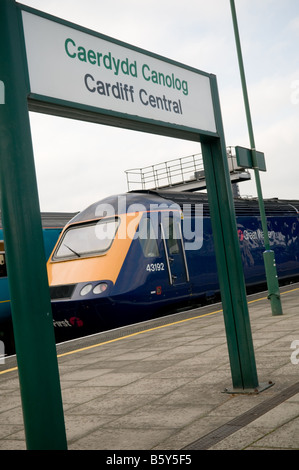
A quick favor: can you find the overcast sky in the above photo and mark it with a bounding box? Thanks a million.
[20,0,299,212]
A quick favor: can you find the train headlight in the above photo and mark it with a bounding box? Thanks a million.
[80,284,93,296]
[93,282,108,294]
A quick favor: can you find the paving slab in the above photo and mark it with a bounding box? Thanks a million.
[0,283,299,451]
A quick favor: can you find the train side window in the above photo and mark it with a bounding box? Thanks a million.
[137,217,160,258]
[0,253,7,278]
[164,216,180,255]
[0,241,7,277]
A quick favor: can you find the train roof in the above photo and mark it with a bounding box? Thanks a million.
[40,212,78,227]
[153,191,299,217]
[67,190,299,225]
[0,212,77,229]
[1,194,292,229]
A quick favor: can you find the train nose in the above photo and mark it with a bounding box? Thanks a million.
[49,280,111,302]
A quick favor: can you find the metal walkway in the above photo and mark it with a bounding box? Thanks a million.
[125,146,251,192]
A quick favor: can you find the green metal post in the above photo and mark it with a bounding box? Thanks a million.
[201,75,260,391]
[230,0,283,315]
[0,0,67,449]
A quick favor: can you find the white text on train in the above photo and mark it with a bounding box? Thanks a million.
[94,196,203,251]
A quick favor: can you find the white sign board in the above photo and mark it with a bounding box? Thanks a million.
[21,10,216,136]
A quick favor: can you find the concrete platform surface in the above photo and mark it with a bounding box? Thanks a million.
[1,283,299,451]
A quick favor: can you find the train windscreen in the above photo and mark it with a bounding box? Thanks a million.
[53,217,120,260]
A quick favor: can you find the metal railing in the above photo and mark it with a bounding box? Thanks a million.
[125,147,248,192]
[125,153,204,191]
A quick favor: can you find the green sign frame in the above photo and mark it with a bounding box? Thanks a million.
[20,4,218,142]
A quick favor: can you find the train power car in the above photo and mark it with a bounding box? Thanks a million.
[47,191,299,342]
[0,212,75,352]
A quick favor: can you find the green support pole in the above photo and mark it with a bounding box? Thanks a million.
[0,0,67,449]
[230,0,283,315]
[201,75,261,391]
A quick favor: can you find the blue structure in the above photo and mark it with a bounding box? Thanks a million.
[0,212,75,352]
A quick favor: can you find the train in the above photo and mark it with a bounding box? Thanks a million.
[0,212,75,352]
[46,190,299,342]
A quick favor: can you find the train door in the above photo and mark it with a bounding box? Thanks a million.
[160,213,189,286]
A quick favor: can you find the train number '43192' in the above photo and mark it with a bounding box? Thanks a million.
[146,263,165,272]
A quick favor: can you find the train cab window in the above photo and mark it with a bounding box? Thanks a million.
[137,217,159,258]
[53,218,120,260]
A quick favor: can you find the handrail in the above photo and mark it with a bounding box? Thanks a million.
[125,152,203,191]
[125,147,248,192]
[177,222,190,282]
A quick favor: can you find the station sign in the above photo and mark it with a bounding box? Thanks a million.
[235,146,266,171]
[21,7,217,139]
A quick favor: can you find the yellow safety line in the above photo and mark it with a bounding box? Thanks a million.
[57,308,224,358]
[0,309,223,374]
[0,366,18,375]
[1,286,298,375]
[280,287,299,295]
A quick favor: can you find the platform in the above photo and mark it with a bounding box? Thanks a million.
[1,283,299,451]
